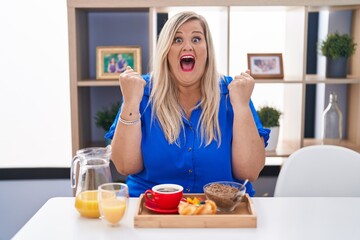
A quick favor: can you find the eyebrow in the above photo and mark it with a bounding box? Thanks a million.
[193,30,204,35]
[175,30,204,35]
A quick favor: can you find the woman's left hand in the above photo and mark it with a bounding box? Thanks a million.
[228,70,255,108]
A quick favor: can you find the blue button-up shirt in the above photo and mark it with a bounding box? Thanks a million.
[106,74,270,197]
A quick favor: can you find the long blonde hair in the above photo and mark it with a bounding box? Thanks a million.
[150,11,221,146]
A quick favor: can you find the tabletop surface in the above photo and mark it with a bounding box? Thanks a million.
[13,197,360,240]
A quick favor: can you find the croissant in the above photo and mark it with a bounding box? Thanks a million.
[178,199,217,215]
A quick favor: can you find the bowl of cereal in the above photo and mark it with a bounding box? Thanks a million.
[203,181,246,212]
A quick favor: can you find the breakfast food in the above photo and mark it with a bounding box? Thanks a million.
[204,182,245,211]
[178,197,217,215]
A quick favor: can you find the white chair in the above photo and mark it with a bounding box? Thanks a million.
[274,145,360,197]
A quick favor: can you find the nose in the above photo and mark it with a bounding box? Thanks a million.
[182,40,193,51]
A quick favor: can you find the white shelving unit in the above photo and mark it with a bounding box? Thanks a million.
[67,0,360,158]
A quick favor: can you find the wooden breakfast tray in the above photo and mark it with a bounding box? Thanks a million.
[134,193,257,228]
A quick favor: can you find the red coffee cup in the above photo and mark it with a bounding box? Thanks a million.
[144,184,183,210]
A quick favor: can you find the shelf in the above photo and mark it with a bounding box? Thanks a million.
[77,75,360,86]
[305,74,360,84]
[265,140,300,158]
[265,157,286,166]
[254,79,302,84]
[68,0,360,8]
[78,80,119,87]
[303,138,360,152]
[81,79,300,86]
[257,75,360,84]
[265,138,360,162]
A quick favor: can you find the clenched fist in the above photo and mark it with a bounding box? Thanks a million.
[227,70,254,108]
[119,66,146,106]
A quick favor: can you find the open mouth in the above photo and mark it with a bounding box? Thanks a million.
[180,55,195,72]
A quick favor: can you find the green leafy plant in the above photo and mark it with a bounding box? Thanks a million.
[95,101,121,132]
[320,32,356,60]
[257,106,281,128]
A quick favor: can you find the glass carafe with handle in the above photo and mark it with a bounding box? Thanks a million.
[71,145,113,218]
[322,92,343,145]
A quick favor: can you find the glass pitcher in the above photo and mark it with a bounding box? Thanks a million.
[71,145,113,218]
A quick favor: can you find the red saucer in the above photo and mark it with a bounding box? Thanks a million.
[144,200,178,214]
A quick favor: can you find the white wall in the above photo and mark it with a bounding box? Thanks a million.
[0,0,71,167]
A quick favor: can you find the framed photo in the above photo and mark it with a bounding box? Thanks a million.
[96,46,142,80]
[247,53,284,79]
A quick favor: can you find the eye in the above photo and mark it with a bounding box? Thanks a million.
[174,37,182,43]
[192,37,201,43]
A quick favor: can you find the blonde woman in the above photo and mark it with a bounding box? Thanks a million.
[106,11,270,197]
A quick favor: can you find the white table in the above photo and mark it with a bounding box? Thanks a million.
[13,197,360,240]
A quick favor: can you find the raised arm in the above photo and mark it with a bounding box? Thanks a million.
[111,66,146,175]
[228,70,265,182]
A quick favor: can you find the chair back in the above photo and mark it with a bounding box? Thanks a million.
[274,145,360,197]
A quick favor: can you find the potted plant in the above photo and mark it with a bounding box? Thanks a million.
[320,32,356,78]
[257,106,282,151]
[94,101,121,144]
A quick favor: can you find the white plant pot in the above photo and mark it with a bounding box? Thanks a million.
[266,126,279,151]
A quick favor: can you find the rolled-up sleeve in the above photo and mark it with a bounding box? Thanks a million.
[249,100,271,147]
[104,106,121,140]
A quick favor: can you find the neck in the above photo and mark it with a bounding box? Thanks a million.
[178,85,201,119]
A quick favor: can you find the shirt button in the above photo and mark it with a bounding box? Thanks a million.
[188,147,192,152]
[186,188,190,192]
[188,169,193,173]
[189,126,193,130]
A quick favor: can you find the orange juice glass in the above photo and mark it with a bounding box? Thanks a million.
[98,183,129,226]
[75,190,100,218]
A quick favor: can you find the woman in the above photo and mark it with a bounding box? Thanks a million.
[105,11,270,197]
[107,57,117,73]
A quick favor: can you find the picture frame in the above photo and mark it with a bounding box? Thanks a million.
[96,46,142,80]
[247,53,284,79]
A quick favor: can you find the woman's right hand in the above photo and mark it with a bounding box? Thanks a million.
[119,66,146,106]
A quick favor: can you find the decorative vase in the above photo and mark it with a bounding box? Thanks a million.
[266,126,279,151]
[322,92,343,145]
[326,57,347,78]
